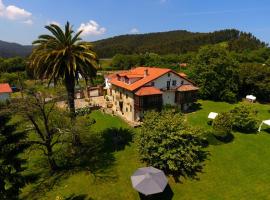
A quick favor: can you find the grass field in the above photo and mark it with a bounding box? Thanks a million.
[20,100,270,200]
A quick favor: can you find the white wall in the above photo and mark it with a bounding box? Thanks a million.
[148,72,190,89]
[145,72,191,106]
[0,93,10,101]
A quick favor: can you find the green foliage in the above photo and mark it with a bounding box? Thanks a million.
[238,63,270,102]
[94,29,265,58]
[75,107,92,116]
[190,45,240,103]
[29,22,99,116]
[230,104,258,132]
[213,112,232,139]
[138,110,205,177]
[0,57,26,73]
[0,112,28,199]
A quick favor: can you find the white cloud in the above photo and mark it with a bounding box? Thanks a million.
[77,20,106,36]
[130,28,139,34]
[23,19,33,25]
[0,0,32,24]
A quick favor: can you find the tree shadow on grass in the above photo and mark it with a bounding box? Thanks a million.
[138,184,174,200]
[101,127,134,152]
[182,102,202,114]
[22,128,134,199]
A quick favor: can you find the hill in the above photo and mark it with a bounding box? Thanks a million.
[93,29,266,58]
[0,40,32,58]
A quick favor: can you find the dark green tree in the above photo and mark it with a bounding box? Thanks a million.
[213,112,233,140]
[0,111,28,199]
[190,45,240,102]
[138,110,205,178]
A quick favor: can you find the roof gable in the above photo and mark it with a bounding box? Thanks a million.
[0,83,12,93]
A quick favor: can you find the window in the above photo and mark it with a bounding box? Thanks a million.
[181,81,184,85]
[167,73,171,77]
[151,82,155,86]
[167,81,170,90]
[126,107,128,112]
[126,93,128,99]
[130,105,132,112]
[172,80,177,86]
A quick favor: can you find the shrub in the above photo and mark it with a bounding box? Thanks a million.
[213,112,232,140]
[75,107,91,116]
[137,110,206,177]
[230,104,258,132]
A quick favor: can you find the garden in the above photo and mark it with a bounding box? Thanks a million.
[16,100,270,200]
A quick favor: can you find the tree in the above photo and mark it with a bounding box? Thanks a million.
[238,63,270,102]
[14,91,69,171]
[137,110,205,178]
[190,45,240,102]
[0,110,28,199]
[213,112,232,140]
[29,22,98,117]
[230,104,258,133]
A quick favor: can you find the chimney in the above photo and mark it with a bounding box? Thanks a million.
[144,69,149,77]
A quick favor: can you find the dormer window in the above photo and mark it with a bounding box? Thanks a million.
[168,73,171,77]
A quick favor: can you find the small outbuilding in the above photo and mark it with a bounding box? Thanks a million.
[0,83,12,102]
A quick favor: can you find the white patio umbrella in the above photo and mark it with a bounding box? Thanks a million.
[208,112,218,120]
[258,120,270,132]
[246,95,256,102]
[131,167,168,196]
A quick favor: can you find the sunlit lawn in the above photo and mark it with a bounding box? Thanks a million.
[20,101,270,200]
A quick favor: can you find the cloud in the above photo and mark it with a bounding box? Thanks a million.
[77,20,106,36]
[0,0,32,23]
[23,19,33,25]
[130,28,139,34]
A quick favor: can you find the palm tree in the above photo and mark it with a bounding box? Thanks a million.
[29,21,98,118]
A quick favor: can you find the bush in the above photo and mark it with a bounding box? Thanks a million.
[137,110,206,177]
[75,107,92,116]
[213,112,232,140]
[230,104,258,132]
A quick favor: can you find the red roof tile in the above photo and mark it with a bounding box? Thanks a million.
[110,67,171,91]
[135,87,162,96]
[177,84,199,92]
[0,83,12,93]
[178,72,187,78]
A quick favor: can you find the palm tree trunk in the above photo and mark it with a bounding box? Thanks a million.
[65,75,76,119]
[64,74,81,145]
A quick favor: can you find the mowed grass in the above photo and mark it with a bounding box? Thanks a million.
[21,101,270,200]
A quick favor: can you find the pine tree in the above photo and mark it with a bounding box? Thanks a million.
[0,111,28,199]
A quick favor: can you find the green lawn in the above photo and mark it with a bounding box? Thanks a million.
[21,101,270,200]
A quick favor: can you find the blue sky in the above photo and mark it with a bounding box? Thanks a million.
[0,0,270,45]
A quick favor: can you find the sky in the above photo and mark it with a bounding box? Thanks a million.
[0,0,270,45]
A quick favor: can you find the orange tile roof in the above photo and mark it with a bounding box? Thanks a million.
[178,72,187,78]
[177,84,199,92]
[110,67,171,91]
[135,86,162,96]
[0,83,12,93]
